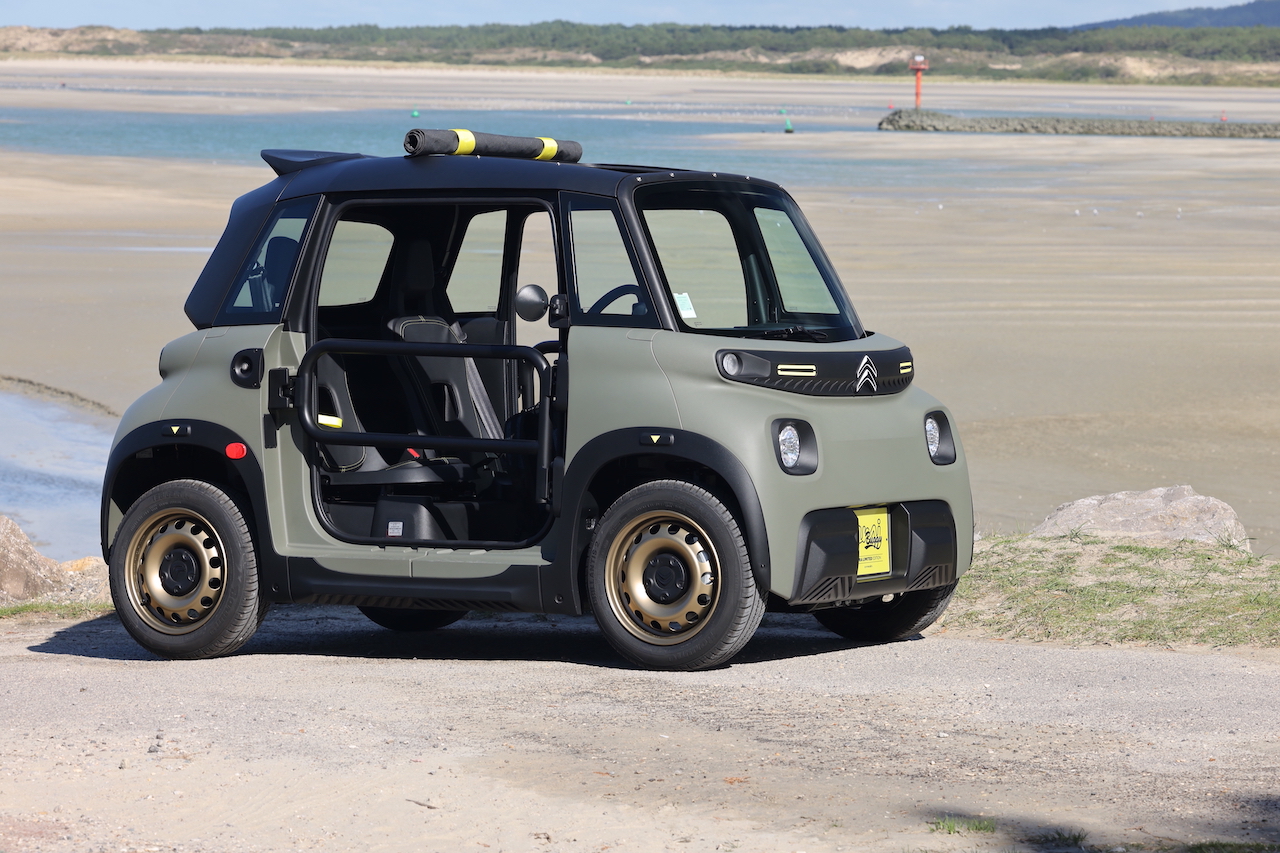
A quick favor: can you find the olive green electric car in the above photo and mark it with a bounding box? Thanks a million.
[101,129,972,670]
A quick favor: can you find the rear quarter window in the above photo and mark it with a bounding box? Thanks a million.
[215,197,318,326]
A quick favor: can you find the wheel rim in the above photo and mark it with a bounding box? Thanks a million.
[602,510,720,645]
[122,508,227,635]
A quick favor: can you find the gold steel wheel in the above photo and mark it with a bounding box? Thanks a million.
[121,508,226,635]
[602,510,720,645]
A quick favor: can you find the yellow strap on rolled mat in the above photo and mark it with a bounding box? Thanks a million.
[535,137,559,161]
[450,129,477,155]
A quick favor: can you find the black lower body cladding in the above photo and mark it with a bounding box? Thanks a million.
[403,128,583,162]
[792,500,957,605]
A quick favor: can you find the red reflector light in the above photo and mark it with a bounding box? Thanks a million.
[225,442,248,460]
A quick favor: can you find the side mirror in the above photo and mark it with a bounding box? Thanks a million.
[515,284,549,322]
[547,293,571,329]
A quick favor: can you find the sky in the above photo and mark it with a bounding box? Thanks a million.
[0,0,1246,31]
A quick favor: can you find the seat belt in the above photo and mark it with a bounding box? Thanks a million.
[451,321,505,441]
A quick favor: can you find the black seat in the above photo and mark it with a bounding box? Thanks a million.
[262,236,299,311]
[384,238,506,444]
[312,335,472,487]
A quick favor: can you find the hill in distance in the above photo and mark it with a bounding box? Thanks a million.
[1079,0,1280,29]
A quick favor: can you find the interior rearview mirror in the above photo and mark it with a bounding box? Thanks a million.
[515,284,550,322]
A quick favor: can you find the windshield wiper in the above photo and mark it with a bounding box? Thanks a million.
[745,326,829,342]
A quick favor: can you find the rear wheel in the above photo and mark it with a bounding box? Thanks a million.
[358,607,467,631]
[109,480,267,659]
[814,582,957,642]
[587,480,765,671]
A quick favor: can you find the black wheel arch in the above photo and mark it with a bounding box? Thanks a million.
[551,427,771,614]
[101,420,291,603]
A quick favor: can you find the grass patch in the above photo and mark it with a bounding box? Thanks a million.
[0,601,115,620]
[1186,845,1280,853]
[1028,828,1090,847]
[949,536,1280,646]
[928,814,997,834]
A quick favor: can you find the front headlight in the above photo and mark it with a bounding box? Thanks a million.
[778,424,801,469]
[772,419,817,475]
[925,416,941,458]
[923,411,956,465]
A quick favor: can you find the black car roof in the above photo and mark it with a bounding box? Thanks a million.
[273,150,670,200]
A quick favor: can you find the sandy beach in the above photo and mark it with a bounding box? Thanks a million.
[1,57,1276,552]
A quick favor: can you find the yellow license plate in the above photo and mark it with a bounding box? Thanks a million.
[854,507,891,579]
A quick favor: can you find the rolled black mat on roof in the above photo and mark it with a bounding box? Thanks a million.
[403,128,583,163]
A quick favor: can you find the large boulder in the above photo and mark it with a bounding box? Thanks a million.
[1031,485,1250,550]
[0,515,64,602]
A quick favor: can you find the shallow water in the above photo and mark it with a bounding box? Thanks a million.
[0,105,1045,190]
[0,392,114,562]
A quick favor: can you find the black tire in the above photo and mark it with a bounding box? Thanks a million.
[587,480,765,671]
[358,607,467,632]
[814,582,957,642]
[109,479,267,660]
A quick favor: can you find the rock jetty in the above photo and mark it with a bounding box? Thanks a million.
[879,109,1280,138]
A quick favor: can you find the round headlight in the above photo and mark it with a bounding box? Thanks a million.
[778,424,801,468]
[924,415,941,459]
[720,352,741,376]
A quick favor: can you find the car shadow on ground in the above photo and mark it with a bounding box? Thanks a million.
[28,607,898,668]
[914,803,1280,848]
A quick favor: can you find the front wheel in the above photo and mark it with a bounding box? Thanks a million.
[813,582,957,643]
[587,480,765,671]
[109,479,267,660]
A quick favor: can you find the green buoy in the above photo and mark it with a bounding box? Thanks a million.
[784,118,794,134]
[411,109,420,118]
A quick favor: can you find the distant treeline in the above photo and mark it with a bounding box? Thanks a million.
[148,21,1280,62]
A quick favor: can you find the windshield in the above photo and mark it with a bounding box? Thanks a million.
[634,182,864,340]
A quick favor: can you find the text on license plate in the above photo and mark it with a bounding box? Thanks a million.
[854,507,891,579]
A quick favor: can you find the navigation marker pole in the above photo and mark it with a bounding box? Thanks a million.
[909,55,929,110]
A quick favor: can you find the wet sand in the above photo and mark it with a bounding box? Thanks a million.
[1,59,1276,552]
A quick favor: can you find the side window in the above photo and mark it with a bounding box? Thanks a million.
[567,204,656,327]
[447,210,505,314]
[318,221,394,307]
[643,208,746,329]
[515,211,558,347]
[216,196,317,325]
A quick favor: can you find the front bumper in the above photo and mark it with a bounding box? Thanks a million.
[789,500,957,606]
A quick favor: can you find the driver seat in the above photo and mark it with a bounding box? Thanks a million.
[385,238,505,443]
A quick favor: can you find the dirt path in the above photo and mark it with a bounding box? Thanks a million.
[1,608,1277,852]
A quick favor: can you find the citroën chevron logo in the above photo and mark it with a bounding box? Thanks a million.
[856,354,878,393]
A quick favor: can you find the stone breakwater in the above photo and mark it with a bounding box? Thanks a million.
[878,109,1280,138]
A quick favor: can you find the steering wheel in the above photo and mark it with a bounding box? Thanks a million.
[586,284,645,315]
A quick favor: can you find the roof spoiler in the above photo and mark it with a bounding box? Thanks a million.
[404,129,582,163]
[261,149,364,176]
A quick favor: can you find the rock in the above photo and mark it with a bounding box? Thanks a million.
[0,515,64,602]
[1031,486,1249,550]
[878,108,1280,139]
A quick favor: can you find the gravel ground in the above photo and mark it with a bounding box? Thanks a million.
[1,607,1278,852]
[878,108,1280,137]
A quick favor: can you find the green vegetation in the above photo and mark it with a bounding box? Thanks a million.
[0,601,114,620]
[950,535,1280,646]
[144,22,1280,63]
[10,22,1280,83]
[928,814,998,834]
